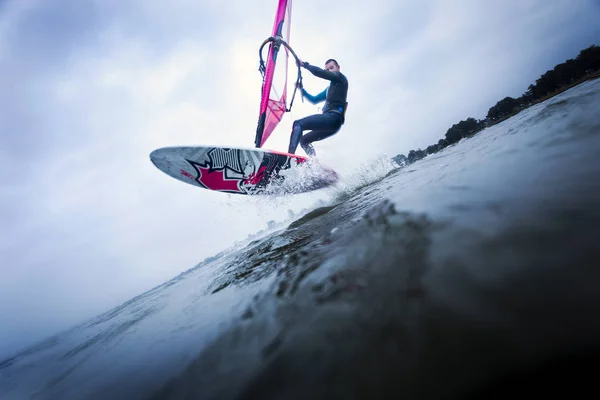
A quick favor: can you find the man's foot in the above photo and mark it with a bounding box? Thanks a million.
[300,142,316,157]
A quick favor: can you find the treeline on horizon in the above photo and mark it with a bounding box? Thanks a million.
[392,44,600,166]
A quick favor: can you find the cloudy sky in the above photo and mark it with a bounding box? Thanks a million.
[1,0,598,359]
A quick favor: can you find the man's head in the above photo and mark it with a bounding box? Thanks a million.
[325,58,340,72]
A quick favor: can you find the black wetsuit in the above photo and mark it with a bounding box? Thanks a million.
[288,62,349,156]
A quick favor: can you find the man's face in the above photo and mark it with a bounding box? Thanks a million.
[325,61,339,72]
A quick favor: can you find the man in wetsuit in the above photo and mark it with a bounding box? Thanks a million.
[288,58,348,157]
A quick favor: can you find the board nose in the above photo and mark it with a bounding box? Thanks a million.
[149,149,160,167]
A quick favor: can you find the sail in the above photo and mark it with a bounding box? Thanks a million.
[255,0,299,149]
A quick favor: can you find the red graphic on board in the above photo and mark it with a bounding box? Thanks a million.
[184,148,301,194]
[192,164,244,193]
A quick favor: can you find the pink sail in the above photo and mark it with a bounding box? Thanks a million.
[255,0,293,148]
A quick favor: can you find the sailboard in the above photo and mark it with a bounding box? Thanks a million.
[149,0,338,195]
[150,146,337,195]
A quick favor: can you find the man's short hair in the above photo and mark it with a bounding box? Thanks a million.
[325,58,339,67]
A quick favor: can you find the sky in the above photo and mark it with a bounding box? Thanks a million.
[1,0,599,359]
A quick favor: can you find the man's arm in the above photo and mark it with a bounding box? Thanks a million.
[301,87,327,104]
[301,61,344,82]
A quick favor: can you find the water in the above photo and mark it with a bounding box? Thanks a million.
[2,78,600,399]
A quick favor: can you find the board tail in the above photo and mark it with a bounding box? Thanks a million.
[255,0,302,149]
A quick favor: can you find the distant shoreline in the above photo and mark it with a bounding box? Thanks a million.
[483,71,600,130]
[393,44,600,167]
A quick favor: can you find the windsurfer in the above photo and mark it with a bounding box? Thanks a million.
[287,58,349,157]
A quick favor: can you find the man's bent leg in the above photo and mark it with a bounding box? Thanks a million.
[299,130,335,157]
[298,114,343,156]
[288,114,336,154]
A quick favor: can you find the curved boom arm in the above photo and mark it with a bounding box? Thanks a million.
[258,36,303,112]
